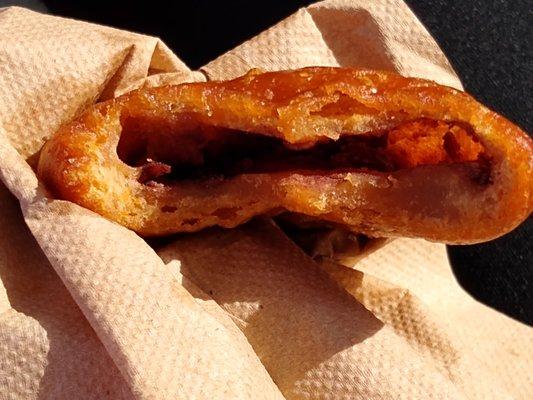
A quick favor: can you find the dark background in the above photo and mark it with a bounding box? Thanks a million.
[1,0,531,325]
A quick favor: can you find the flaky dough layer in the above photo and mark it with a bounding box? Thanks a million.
[38,67,532,243]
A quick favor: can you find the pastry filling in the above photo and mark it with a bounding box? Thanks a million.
[117,118,487,184]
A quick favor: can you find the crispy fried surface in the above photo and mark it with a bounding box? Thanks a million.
[37,67,532,243]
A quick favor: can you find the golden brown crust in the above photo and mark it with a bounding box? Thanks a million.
[37,67,532,243]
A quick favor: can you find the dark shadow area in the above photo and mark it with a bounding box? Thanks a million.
[447,219,533,326]
[0,0,47,12]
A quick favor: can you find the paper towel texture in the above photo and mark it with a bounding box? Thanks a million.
[0,2,531,399]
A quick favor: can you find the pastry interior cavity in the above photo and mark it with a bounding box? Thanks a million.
[116,117,488,185]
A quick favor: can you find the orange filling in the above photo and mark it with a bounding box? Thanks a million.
[386,119,483,168]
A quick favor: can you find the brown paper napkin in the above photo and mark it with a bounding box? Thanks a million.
[158,220,466,399]
[321,239,533,399]
[0,2,531,400]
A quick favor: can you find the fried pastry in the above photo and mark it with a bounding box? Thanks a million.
[37,67,532,243]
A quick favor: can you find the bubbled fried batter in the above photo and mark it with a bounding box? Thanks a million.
[37,67,532,243]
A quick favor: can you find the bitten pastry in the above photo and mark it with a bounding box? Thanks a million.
[37,67,532,243]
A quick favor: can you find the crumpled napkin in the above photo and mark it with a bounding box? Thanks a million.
[0,2,531,399]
